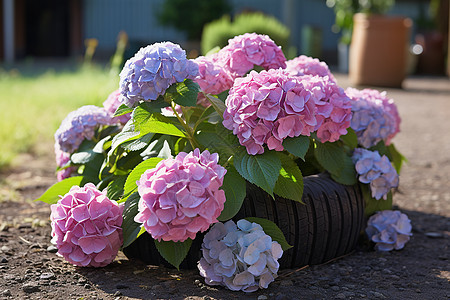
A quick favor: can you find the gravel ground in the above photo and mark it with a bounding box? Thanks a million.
[0,74,449,300]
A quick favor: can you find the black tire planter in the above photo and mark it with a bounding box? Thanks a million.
[123,173,365,269]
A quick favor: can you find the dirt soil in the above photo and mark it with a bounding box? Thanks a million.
[0,75,449,300]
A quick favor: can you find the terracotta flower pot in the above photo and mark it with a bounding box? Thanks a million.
[123,174,365,269]
[349,13,412,88]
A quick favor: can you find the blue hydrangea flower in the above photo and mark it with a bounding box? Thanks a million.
[119,42,199,107]
[352,148,399,200]
[198,219,283,292]
[346,88,398,148]
[366,210,412,251]
[54,105,111,153]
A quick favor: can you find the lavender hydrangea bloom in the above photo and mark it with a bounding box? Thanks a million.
[285,55,336,82]
[352,148,399,200]
[119,42,199,107]
[366,210,412,251]
[103,89,131,125]
[198,219,283,292]
[54,105,112,153]
[346,88,400,148]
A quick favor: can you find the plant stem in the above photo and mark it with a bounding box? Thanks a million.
[171,101,200,150]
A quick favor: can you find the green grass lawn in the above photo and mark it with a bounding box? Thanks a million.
[0,65,119,170]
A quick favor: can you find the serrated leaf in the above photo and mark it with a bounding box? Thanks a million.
[234,150,281,197]
[122,133,155,152]
[109,120,141,155]
[35,176,86,204]
[122,192,143,248]
[133,107,186,137]
[154,239,193,270]
[218,167,246,221]
[205,94,226,119]
[274,154,304,203]
[122,157,164,200]
[244,217,293,251]
[166,79,200,107]
[330,154,357,185]
[282,136,310,160]
[340,127,358,149]
[114,104,134,117]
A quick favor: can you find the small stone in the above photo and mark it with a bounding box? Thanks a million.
[47,245,58,253]
[425,232,444,239]
[2,289,12,297]
[40,272,55,280]
[0,257,7,263]
[78,277,87,284]
[335,293,346,299]
[22,282,40,293]
[1,246,10,252]
[114,291,122,296]
[415,289,421,293]
[258,296,268,300]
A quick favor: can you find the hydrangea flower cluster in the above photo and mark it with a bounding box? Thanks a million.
[219,33,287,77]
[119,42,199,107]
[285,55,336,82]
[54,105,112,153]
[346,88,401,148]
[223,69,317,155]
[194,33,287,98]
[103,89,131,125]
[300,75,352,143]
[366,210,412,251]
[50,183,123,267]
[352,148,399,200]
[134,149,227,242]
[198,220,283,292]
[54,143,77,181]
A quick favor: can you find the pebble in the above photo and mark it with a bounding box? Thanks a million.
[40,272,55,280]
[2,289,12,297]
[47,245,58,253]
[369,291,386,298]
[335,293,346,299]
[1,246,10,252]
[0,257,7,263]
[22,282,40,293]
[114,291,122,296]
[425,232,444,239]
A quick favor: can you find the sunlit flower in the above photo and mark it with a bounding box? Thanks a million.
[103,89,131,125]
[119,42,199,107]
[198,220,283,292]
[54,105,112,153]
[134,149,226,242]
[366,210,412,251]
[285,55,336,81]
[54,143,77,181]
[50,183,123,267]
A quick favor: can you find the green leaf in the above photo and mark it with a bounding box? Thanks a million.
[154,239,193,270]
[133,107,186,137]
[274,154,304,203]
[70,140,97,164]
[387,143,406,173]
[122,157,164,200]
[340,128,358,149]
[106,175,127,201]
[113,104,133,117]
[109,121,141,155]
[361,184,393,217]
[282,136,310,161]
[122,133,155,152]
[218,166,246,221]
[244,217,293,251]
[314,141,356,185]
[166,79,200,107]
[205,94,226,119]
[122,192,143,248]
[35,176,85,204]
[234,150,281,197]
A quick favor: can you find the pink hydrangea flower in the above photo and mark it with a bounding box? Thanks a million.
[285,55,336,82]
[366,210,412,251]
[50,183,124,267]
[346,88,401,147]
[300,75,352,143]
[194,53,234,95]
[134,149,227,242]
[218,33,287,77]
[103,89,131,125]
[223,69,317,155]
[54,143,77,181]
